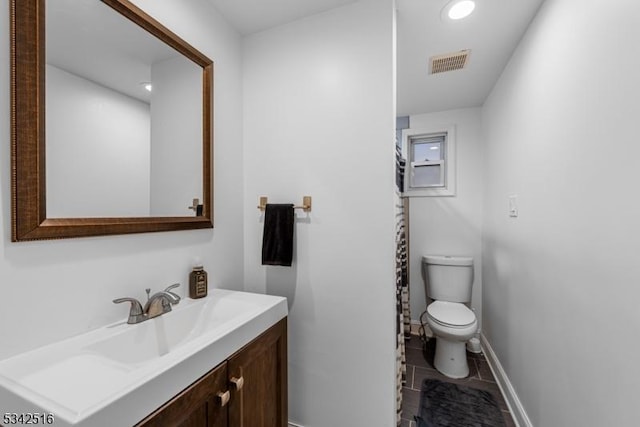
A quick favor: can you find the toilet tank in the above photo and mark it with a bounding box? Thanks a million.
[423,255,474,303]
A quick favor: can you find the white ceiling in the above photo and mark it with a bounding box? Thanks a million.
[208,0,358,35]
[396,0,544,116]
[207,0,544,116]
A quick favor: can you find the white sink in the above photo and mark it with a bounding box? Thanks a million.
[0,289,287,427]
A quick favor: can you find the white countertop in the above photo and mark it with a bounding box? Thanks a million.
[0,289,287,427]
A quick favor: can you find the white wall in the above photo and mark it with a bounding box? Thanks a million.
[482,0,640,425]
[46,64,151,217]
[0,0,243,365]
[150,56,203,216]
[407,108,484,327]
[242,0,397,425]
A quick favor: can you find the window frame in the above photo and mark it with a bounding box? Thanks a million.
[401,125,456,197]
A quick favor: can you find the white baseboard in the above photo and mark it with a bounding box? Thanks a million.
[480,333,533,427]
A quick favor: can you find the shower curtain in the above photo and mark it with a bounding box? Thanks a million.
[395,146,411,425]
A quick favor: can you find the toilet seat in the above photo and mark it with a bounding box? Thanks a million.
[427,301,475,328]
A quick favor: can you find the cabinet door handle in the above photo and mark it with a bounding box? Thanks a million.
[230,376,244,391]
[217,390,230,407]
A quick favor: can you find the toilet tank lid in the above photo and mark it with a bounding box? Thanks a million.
[423,255,473,266]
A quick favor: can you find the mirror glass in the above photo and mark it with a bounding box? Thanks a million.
[45,0,203,218]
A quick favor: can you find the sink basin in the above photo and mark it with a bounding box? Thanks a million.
[0,289,287,427]
[87,291,262,365]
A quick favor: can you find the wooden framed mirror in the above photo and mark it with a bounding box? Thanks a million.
[10,0,213,241]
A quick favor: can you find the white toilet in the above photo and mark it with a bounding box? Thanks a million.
[423,255,478,379]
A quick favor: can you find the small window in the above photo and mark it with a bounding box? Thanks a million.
[409,134,446,188]
[402,125,456,197]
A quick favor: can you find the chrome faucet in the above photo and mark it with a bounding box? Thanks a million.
[144,284,181,319]
[113,283,181,324]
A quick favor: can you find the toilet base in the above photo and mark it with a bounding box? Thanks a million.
[433,336,469,379]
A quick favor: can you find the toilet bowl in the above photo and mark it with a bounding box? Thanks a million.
[422,255,477,379]
[425,300,477,378]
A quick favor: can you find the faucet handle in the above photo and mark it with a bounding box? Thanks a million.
[113,297,145,324]
[164,283,181,303]
[164,283,180,292]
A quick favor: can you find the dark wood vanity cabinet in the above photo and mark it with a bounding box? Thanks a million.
[136,361,228,427]
[227,318,288,426]
[136,318,287,427]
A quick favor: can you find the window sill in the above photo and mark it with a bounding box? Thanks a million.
[402,187,456,197]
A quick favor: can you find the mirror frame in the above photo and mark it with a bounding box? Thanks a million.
[10,0,213,241]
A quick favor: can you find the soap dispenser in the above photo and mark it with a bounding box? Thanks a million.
[189,258,208,299]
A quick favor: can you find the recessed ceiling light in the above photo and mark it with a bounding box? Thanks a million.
[443,0,476,21]
[140,82,153,92]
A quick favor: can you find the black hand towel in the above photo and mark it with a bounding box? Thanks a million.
[261,204,295,266]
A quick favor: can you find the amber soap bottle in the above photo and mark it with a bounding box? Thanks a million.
[189,260,208,299]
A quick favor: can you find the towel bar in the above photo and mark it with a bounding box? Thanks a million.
[258,196,312,213]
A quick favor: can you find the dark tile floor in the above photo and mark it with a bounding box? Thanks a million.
[401,335,516,427]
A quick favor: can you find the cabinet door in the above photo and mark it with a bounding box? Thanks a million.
[136,361,229,427]
[228,318,288,427]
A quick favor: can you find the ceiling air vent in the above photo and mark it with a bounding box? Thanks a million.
[429,49,470,74]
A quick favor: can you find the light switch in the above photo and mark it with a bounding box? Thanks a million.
[509,195,518,217]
